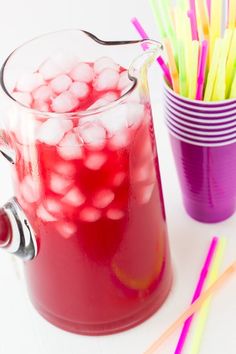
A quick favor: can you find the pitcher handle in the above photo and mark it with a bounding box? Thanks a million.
[0,134,37,261]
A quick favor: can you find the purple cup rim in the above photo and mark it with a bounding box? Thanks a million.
[166,120,236,141]
[165,100,236,121]
[165,110,236,129]
[166,115,236,136]
[167,126,236,147]
[164,82,236,108]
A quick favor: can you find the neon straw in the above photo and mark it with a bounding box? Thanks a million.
[164,38,179,93]
[204,39,222,101]
[178,41,188,97]
[229,71,236,98]
[198,0,210,40]
[130,17,172,85]
[213,29,233,100]
[190,238,226,354]
[188,41,200,99]
[206,0,211,18]
[209,0,222,62]
[174,237,218,354]
[189,0,199,40]
[226,29,236,97]
[228,0,236,29]
[196,41,208,100]
[144,260,236,354]
[149,0,166,37]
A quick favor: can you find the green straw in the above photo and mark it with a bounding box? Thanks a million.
[204,39,222,101]
[190,238,226,354]
[226,29,236,97]
[229,71,236,98]
[178,41,188,97]
[149,0,166,37]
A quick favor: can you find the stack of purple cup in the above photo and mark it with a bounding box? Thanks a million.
[164,83,236,223]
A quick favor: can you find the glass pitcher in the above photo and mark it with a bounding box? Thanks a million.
[0,30,172,335]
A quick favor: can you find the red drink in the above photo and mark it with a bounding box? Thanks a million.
[5,53,172,334]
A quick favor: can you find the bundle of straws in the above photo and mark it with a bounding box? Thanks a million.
[148,0,236,101]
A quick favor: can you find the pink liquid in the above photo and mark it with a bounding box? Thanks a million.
[8,61,172,334]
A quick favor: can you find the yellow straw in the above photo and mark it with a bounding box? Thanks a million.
[197,0,210,40]
[183,11,192,97]
[204,39,222,101]
[212,30,232,101]
[229,71,236,98]
[144,261,236,354]
[228,0,236,29]
[164,38,179,93]
[189,238,227,354]
[188,41,200,99]
[226,29,236,97]
[209,0,222,63]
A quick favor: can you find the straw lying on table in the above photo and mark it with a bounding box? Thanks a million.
[143,260,236,354]
[189,238,226,354]
[141,0,236,101]
[174,237,218,354]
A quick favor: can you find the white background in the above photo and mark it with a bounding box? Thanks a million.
[0,1,236,353]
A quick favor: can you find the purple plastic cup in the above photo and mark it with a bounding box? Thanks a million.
[164,85,236,223]
[169,133,236,222]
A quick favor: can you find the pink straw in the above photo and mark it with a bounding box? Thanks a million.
[131,17,172,85]
[174,236,219,354]
[195,40,209,100]
[207,0,211,18]
[188,0,199,40]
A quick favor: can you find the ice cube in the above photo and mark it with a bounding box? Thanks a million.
[16,113,42,145]
[108,129,130,150]
[102,92,119,102]
[50,74,72,94]
[16,72,45,92]
[88,98,109,110]
[32,85,54,101]
[69,81,90,99]
[80,207,101,222]
[62,187,85,207]
[51,91,79,113]
[79,122,106,149]
[112,172,126,187]
[100,105,127,136]
[39,59,64,80]
[84,153,107,170]
[49,173,73,194]
[70,63,94,83]
[37,205,57,222]
[106,208,125,220]
[57,132,83,160]
[54,162,76,177]
[126,103,145,128]
[33,100,50,112]
[94,68,120,91]
[93,189,115,208]
[44,198,62,215]
[37,118,73,145]
[137,183,155,204]
[117,70,131,91]
[94,57,119,74]
[57,222,77,238]
[52,52,78,74]
[12,92,32,107]
[21,175,41,203]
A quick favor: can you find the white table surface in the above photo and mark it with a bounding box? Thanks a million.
[0,1,236,353]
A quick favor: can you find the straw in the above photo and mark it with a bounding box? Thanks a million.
[212,30,232,101]
[189,0,199,40]
[188,41,200,99]
[204,39,222,101]
[174,237,218,354]
[143,260,236,354]
[178,41,188,97]
[196,40,209,100]
[149,0,166,38]
[190,238,226,354]
[230,71,236,98]
[164,38,179,93]
[130,17,172,85]
[197,0,210,40]
[228,0,236,29]
[226,29,236,97]
[209,0,222,63]
[182,11,193,97]
[206,0,211,18]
